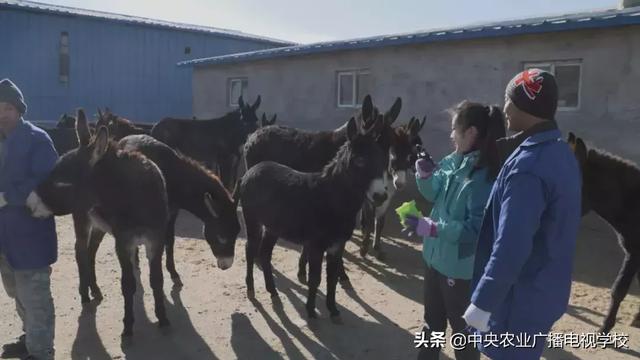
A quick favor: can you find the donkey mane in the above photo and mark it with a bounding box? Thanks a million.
[588,147,640,173]
[174,151,233,203]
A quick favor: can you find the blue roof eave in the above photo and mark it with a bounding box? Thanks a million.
[177,7,640,68]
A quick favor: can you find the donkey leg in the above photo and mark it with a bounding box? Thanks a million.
[72,213,92,304]
[88,228,107,301]
[115,242,137,339]
[306,245,323,319]
[244,212,260,300]
[326,244,343,321]
[360,202,374,258]
[148,241,170,329]
[338,243,353,290]
[165,210,183,288]
[372,214,387,261]
[260,230,280,298]
[601,254,640,333]
[297,245,308,285]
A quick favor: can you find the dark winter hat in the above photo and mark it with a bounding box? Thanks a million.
[505,69,558,120]
[0,79,27,114]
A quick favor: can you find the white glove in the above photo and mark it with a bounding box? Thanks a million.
[463,303,491,332]
[0,193,7,208]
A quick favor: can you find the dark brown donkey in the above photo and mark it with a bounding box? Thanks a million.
[84,134,241,292]
[568,132,640,333]
[151,95,262,190]
[26,109,170,340]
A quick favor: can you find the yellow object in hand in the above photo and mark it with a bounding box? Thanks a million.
[395,200,423,227]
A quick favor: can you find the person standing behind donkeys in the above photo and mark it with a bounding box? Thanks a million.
[462,69,582,360]
[404,101,506,360]
[0,79,58,360]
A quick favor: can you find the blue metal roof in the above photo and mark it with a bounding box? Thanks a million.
[0,0,294,46]
[178,6,640,67]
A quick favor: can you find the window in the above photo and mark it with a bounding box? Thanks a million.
[337,70,371,108]
[228,78,248,107]
[59,32,69,84]
[184,46,191,55]
[524,61,582,110]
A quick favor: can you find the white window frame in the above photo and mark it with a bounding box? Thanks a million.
[337,69,371,108]
[524,60,582,111]
[228,78,248,107]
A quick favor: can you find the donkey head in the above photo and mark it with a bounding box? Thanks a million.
[260,113,277,127]
[56,113,76,129]
[27,109,111,218]
[567,132,591,215]
[342,114,388,206]
[201,182,241,270]
[388,116,425,191]
[238,95,262,135]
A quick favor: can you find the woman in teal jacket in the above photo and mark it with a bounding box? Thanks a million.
[405,101,505,360]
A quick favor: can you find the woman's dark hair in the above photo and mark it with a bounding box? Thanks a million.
[449,100,506,180]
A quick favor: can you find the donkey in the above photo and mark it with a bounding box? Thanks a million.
[96,110,151,140]
[359,116,426,260]
[26,109,170,339]
[151,95,262,190]
[568,132,640,333]
[240,115,387,321]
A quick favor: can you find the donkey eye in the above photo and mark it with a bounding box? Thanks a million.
[354,157,366,167]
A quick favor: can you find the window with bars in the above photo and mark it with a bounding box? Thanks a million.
[59,32,70,84]
[228,78,248,107]
[337,70,371,108]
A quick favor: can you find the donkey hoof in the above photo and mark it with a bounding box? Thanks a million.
[330,314,343,325]
[297,272,307,285]
[339,278,354,290]
[359,247,369,258]
[374,250,387,262]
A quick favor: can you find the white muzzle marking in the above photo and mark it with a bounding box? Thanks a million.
[26,192,52,218]
[218,256,234,270]
[393,170,407,190]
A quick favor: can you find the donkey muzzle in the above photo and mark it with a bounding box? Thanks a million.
[217,256,234,270]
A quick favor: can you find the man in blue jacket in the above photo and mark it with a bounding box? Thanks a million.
[462,69,581,359]
[0,79,58,360]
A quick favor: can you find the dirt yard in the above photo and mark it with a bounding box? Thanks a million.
[1,210,639,360]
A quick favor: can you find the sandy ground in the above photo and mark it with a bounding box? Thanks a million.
[1,210,639,360]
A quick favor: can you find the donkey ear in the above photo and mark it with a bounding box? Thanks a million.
[76,109,92,147]
[413,115,427,134]
[575,138,588,167]
[90,126,109,165]
[270,114,277,125]
[204,192,219,219]
[261,113,267,125]
[252,95,262,110]
[238,95,245,108]
[383,97,402,126]
[347,117,358,141]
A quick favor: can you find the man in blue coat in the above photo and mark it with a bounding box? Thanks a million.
[462,69,581,359]
[0,79,58,360]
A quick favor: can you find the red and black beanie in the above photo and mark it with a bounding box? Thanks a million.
[505,69,558,120]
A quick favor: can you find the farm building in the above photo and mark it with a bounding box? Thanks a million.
[182,2,640,162]
[0,0,292,123]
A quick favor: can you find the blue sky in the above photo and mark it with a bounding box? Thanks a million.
[46,0,619,43]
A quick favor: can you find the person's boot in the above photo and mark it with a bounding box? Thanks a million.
[1,335,27,359]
